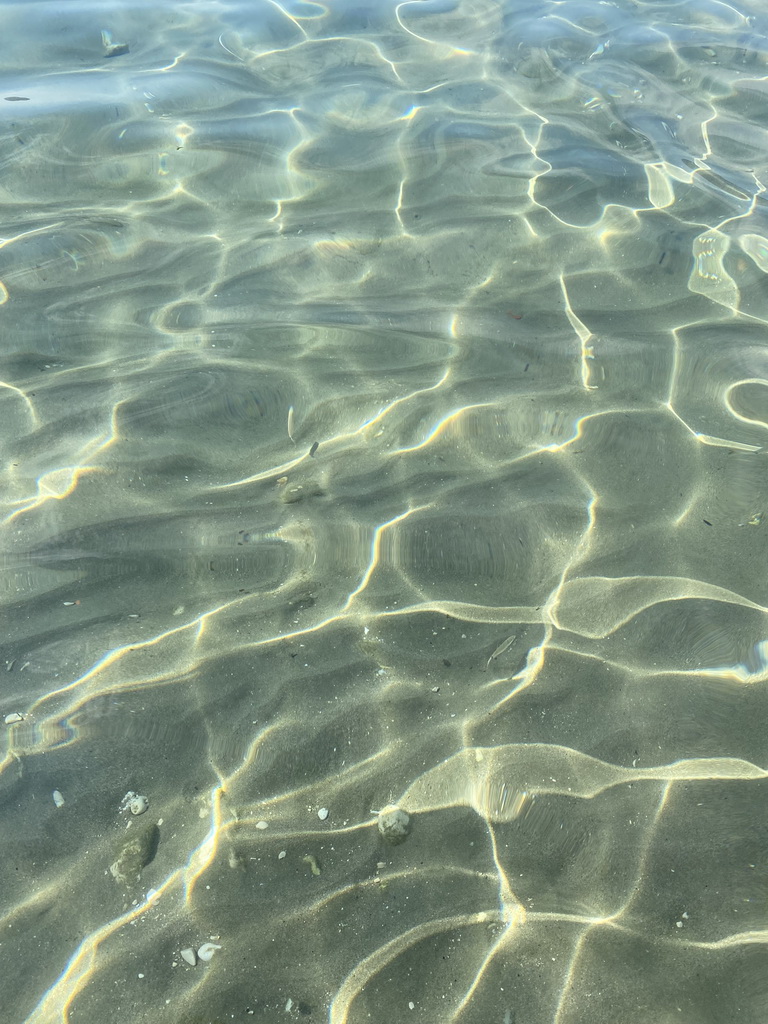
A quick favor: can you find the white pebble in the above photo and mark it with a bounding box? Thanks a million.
[4,712,23,725]
[52,790,65,808]
[278,850,287,859]
[197,942,221,961]
[130,795,149,815]
[255,820,269,830]
[317,807,329,820]
[180,948,196,966]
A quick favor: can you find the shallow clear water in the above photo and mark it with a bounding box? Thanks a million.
[2,1,768,1022]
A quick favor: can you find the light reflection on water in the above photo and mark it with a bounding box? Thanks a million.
[2,2,768,1022]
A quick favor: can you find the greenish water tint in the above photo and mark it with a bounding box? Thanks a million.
[2,2,768,1022]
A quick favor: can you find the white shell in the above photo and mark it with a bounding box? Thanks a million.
[317,807,329,820]
[180,948,196,966]
[4,712,23,725]
[197,942,221,962]
[52,790,65,808]
[130,795,149,815]
[255,820,269,830]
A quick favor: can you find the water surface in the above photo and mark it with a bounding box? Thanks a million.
[2,2,768,1022]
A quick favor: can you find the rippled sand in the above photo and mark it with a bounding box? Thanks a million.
[2,1,768,1022]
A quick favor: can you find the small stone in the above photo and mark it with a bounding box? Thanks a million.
[130,795,149,815]
[377,805,411,845]
[110,823,159,885]
[104,42,129,58]
[280,485,305,503]
[52,790,65,808]
[4,712,23,724]
[279,479,323,504]
[180,948,197,966]
[317,807,329,821]
[255,820,269,830]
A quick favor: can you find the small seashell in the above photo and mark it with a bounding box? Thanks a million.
[130,795,149,815]
[197,942,221,962]
[317,807,329,821]
[255,820,269,830]
[52,790,65,808]
[180,948,197,966]
[4,712,23,725]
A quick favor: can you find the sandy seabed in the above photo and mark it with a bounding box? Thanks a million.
[2,1,768,1022]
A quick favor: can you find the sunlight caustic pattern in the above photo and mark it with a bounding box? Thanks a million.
[2,1,768,1023]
